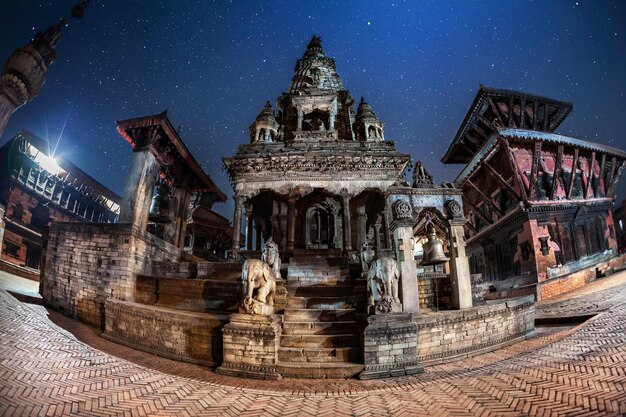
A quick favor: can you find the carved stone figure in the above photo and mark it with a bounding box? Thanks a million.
[362,237,401,313]
[367,257,401,313]
[360,236,376,274]
[261,236,282,280]
[240,259,277,315]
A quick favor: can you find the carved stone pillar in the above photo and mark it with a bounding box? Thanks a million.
[231,195,243,257]
[357,205,367,249]
[341,194,352,251]
[448,218,473,309]
[163,184,192,250]
[297,110,304,131]
[374,221,382,249]
[287,195,296,251]
[119,151,160,232]
[245,202,253,250]
[392,224,419,313]
[389,200,419,314]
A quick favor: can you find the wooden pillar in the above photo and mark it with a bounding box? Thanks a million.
[0,204,5,256]
[119,151,160,232]
[566,148,580,199]
[585,151,596,199]
[341,194,352,251]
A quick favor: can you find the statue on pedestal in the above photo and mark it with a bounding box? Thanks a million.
[261,236,281,280]
[361,236,402,313]
[240,238,282,315]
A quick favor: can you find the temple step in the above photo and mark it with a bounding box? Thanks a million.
[281,334,357,348]
[286,296,353,309]
[284,308,356,322]
[287,265,348,277]
[282,320,358,335]
[276,362,364,379]
[287,274,350,286]
[278,346,359,362]
[288,284,353,297]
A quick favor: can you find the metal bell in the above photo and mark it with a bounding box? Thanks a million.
[420,226,449,266]
[148,181,173,224]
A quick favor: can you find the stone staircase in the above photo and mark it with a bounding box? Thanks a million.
[277,254,364,378]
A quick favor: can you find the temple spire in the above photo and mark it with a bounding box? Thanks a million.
[0,1,88,138]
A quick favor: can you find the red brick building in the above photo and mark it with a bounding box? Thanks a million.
[444,86,626,299]
[0,130,120,271]
[614,200,626,253]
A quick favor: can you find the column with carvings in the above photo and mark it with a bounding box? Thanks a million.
[163,183,192,250]
[357,205,367,249]
[388,200,420,313]
[445,200,473,309]
[245,201,253,250]
[230,195,243,258]
[341,191,352,251]
[119,152,160,232]
[286,193,297,251]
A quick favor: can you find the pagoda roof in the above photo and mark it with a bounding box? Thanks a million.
[442,86,573,164]
[116,112,226,201]
[454,127,626,184]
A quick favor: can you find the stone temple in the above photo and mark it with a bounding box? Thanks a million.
[29,35,625,382]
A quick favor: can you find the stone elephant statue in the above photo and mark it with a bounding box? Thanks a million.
[367,256,400,307]
[241,259,276,314]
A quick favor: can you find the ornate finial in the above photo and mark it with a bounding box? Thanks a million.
[307,35,323,51]
[71,1,89,19]
[412,161,435,188]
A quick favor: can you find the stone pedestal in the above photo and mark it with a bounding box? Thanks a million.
[360,313,423,379]
[217,313,282,380]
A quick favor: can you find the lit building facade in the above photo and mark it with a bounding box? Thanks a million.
[0,130,119,270]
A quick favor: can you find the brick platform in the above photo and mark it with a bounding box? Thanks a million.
[1,271,626,416]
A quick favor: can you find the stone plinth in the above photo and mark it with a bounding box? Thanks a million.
[360,313,424,379]
[217,313,283,380]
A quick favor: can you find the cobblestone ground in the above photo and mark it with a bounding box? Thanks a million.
[1,271,625,416]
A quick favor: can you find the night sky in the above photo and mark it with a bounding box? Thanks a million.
[1,0,625,218]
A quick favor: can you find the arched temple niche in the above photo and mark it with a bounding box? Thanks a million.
[295,189,342,249]
[302,109,330,132]
[350,189,387,250]
[244,190,288,251]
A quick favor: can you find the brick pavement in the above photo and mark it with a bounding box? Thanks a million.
[0,271,625,416]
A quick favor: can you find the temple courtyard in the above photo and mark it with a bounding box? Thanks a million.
[0,269,625,416]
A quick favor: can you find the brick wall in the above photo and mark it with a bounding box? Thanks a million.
[418,277,452,311]
[538,252,626,300]
[104,300,227,366]
[414,296,535,364]
[41,223,178,327]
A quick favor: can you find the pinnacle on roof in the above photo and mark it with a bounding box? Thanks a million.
[305,35,325,56]
[356,97,378,120]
